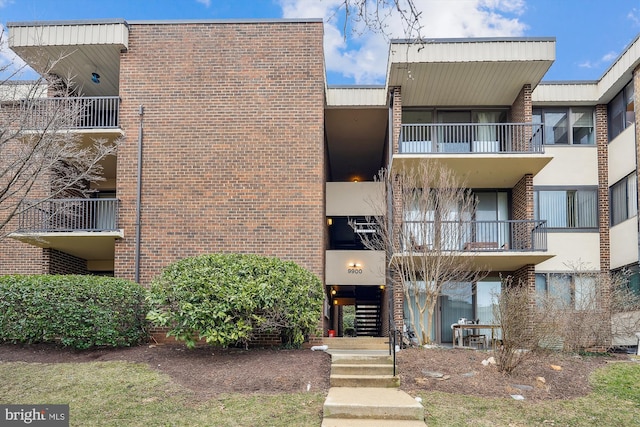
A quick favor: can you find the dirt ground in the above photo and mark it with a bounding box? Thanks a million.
[0,343,629,400]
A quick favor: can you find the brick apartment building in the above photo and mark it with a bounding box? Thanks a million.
[1,18,639,345]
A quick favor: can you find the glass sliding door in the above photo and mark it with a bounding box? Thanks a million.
[474,191,509,249]
[437,111,471,152]
[440,282,473,342]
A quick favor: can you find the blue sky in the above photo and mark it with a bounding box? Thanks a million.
[1,0,640,85]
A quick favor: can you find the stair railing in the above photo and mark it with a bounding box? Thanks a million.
[388,296,398,377]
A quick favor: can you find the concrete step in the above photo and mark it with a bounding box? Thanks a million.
[330,374,400,388]
[324,337,389,350]
[331,363,394,376]
[322,419,427,427]
[323,387,424,421]
[330,353,393,365]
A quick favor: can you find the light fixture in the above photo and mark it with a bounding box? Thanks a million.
[327,218,333,226]
[91,72,101,84]
[379,285,385,290]
[349,263,361,268]
[331,288,337,295]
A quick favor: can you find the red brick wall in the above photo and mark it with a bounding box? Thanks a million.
[43,248,88,275]
[390,87,405,329]
[115,21,326,285]
[0,239,44,275]
[595,104,610,272]
[511,84,532,150]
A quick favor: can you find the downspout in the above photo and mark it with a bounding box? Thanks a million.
[134,105,144,283]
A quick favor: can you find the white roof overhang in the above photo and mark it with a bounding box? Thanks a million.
[387,38,556,107]
[7,20,129,97]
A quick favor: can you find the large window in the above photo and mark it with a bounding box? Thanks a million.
[532,107,594,145]
[535,273,597,310]
[608,81,635,141]
[610,173,638,226]
[612,264,640,297]
[534,188,598,229]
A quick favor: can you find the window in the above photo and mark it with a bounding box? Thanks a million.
[610,173,638,226]
[534,188,598,229]
[535,273,596,310]
[608,81,635,141]
[612,264,640,297]
[533,107,594,145]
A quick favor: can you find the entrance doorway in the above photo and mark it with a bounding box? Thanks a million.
[328,285,385,337]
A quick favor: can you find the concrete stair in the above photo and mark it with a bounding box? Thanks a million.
[322,349,426,426]
[322,387,424,421]
[323,337,389,350]
[329,352,399,387]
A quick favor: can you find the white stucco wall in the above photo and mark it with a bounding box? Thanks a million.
[610,219,639,269]
[326,182,385,216]
[536,233,601,271]
[608,125,636,185]
[534,146,598,186]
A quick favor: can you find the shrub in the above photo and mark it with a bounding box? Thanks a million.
[146,253,324,348]
[0,275,148,349]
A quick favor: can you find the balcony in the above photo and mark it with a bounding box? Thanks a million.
[396,219,553,271]
[9,198,123,260]
[392,123,553,188]
[21,96,120,131]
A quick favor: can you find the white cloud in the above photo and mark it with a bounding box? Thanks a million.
[278,0,528,84]
[196,0,211,8]
[579,51,618,70]
[0,1,14,8]
[628,8,640,27]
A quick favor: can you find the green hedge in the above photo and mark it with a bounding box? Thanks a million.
[147,253,324,348]
[0,275,148,349]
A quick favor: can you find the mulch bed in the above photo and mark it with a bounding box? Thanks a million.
[0,343,630,401]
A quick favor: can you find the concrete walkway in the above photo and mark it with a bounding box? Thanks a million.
[321,342,426,427]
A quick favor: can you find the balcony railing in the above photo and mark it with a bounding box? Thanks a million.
[399,123,544,154]
[402,219,547,252]
[21,96,120,130]
[16,198,119,232]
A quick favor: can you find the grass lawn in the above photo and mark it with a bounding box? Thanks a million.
[0,361,325,426]
[0,359,638,426]
[418,361,640,426]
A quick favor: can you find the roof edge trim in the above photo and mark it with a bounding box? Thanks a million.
[7,18,128,27]
[390,36,556,44]
[128,18,324,25]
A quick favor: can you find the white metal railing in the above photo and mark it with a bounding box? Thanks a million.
[399,123,544,154]
[16,198,119,232]
[21,96,120,129]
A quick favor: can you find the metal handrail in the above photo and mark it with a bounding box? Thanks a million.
[16,198,119,232]
[399,122,544,153]
[21,96,120,129]
[402,219,548,252]
[388,295,398,377]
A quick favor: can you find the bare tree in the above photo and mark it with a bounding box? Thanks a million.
[334,0,423,39]
[493,262,640,373]
[543,262,640,352]
[355,161,487,345]
[0,30,118,238]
